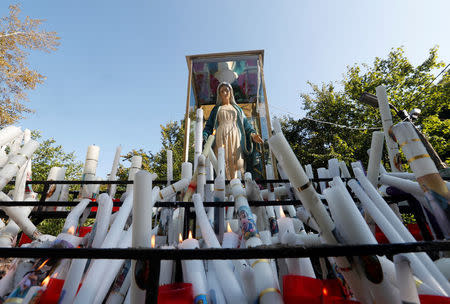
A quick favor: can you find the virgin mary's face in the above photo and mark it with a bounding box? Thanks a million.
[219,85,231,102]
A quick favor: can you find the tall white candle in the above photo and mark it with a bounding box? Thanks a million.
[108,145,122,198]
[93,229,133,304]
[328,158,340,178]
[367,131,384,187]
[217,146,225,178]
[348,177,447,296]
[339,161,352,178]
[193,194,247,303]
[157,178,189,202]
[105,265,132,304]
[376,85,401,172]
[379,174,423,197]
[80,145,100,198]
[394,255,420,304]
[194,108,203,170]
[268,132,373,303]
[325,179,401,304]
[126,155,142,193]
[0,126,22,147]
[197,154,206,200]
[166,149,173,184]
[317,167,329,193]
[73,193,134,304]
[0,140,39,191]
[131,170,156,304]
[354,167,450,294]
[0,192,41,240]
[91,193,113,248]
[180,233,209,304]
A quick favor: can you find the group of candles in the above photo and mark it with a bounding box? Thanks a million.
[0,85,448,303]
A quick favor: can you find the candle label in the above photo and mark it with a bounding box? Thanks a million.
[238,206,259,240]
[110,260,131,294]
[194,294,208,304]
[269,217,279,235]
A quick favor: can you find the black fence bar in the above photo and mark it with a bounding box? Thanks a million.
[0,241,448,260]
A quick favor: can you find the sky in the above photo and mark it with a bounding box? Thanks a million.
[3,0,449,178]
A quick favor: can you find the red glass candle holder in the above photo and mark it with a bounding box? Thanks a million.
[158,283,193,304]
[419,294,450,304]
[39,278,64,304]
[283,275,323,304]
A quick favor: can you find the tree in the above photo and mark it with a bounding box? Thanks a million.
[118,118,193,182]
[282,46,449,170]
[0,4,59,125]
[31,131,82,185]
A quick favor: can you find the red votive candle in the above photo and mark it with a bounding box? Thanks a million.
[39,278,64,304]
[158,283,193,304]
[283,275,323,304]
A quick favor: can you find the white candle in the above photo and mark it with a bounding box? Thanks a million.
[194,108,203,170]
[217,146,225,178]
[0,192,40,240]
[81,145,100,198]
[62,198,90,234]
[44,167,66,209]
[317,167,329,193]
[126,155,142,193]
[0,140,39,190]
[366,131,385,187]
[0,126,22,147]
[90,193,113,248]
[296,206,319,232]
[73,193,134,304]
[339,161,352,178]
[354,167,450,294]
[159,245,175,286]
[327,158,340,177]
[394,255,420,304]
[268,132,372,303]
[222,222,239,248]
[376,85,401,172]
[131,170,156,304]
[93,229,133,304]
[206,262,226,304]
[325,179,401,304]
[181,162,192,180]
[180,233,209,304]
[197,154,206,200]
[157,178,189,202]
[193,193,248,303]
[379,174,423,197]
[348,177,448,296]
[105,265,132,304]
[166,149,173,184]
[108,145,122,198]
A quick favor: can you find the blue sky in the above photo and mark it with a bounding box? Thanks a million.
[4,0,449,178]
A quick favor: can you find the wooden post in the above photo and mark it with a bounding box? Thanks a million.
[183,60,193,162]
[258,54,279,179]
